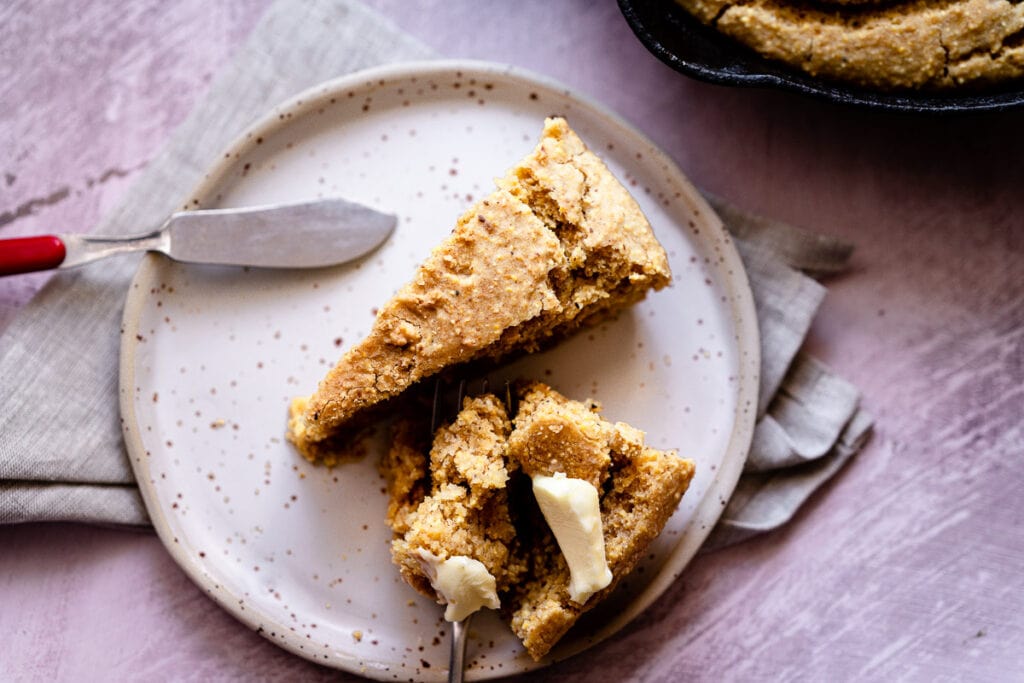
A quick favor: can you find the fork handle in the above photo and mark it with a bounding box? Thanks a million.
[0,235,67,276]
[448,615,472,683]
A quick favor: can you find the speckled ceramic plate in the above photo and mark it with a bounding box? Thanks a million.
[119,61,759,680]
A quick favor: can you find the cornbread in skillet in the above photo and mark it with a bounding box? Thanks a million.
[288,117,670,464]
[677,0,1024,90]
[382,382,696,661]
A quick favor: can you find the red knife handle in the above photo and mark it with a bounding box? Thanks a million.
[0,235,67,276]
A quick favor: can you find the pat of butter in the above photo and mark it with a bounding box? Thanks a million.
[532,472,612,604]
[415,550,500,622]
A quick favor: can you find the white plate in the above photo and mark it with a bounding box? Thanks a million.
[120,61,759,680]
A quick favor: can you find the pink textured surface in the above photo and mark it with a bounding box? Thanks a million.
[1,1,1022,680]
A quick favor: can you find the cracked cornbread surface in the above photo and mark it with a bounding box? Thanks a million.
[382,382,696,661]
[288,117,670,464]
[677,0,1024,89]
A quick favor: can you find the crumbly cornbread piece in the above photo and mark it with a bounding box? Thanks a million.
[379,416,431,536]
[506,384,613,490]
[383,382,695,661]
[386,395,527,599]
[288,117,670,464]
[504,382,695,660]
[677,0,1024,90]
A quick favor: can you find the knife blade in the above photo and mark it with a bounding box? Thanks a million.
[0,198,397,276]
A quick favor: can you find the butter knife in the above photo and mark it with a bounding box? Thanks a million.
[0,198,396,276]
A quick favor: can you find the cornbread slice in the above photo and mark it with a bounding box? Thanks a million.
[382,382,695,661]
[288,117,670,464]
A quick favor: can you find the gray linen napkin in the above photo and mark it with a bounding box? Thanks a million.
[702,198,873,550]
[0,0,871,545]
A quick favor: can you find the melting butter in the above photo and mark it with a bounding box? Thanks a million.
[415,550,500,622]
[532,472,612,604]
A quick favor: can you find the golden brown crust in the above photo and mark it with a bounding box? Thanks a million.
[676,0,1024,90]
[289,118,671,464]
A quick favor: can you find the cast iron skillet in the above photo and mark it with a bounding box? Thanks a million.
[619,0,1024,114]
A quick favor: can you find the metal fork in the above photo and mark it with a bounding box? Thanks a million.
[430,377,513,683]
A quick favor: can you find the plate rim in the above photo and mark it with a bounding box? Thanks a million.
[118,59,760,678]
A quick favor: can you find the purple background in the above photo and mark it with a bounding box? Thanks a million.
[1,1,1021,679]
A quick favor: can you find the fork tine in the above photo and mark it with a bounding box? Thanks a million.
[456,379,467,410]
[430,376,516,438]
[504,380,514,415]
[430,378,443,434]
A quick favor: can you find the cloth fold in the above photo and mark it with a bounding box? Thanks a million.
[748,354,863,472]
[0,0,871,543]
[704,407,874,550]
